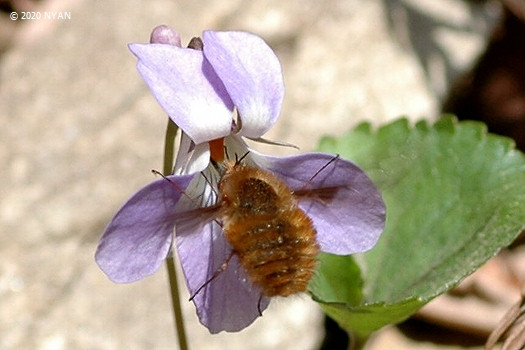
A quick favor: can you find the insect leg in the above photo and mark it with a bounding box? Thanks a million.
[257,293,264,316]
[189,250,235,301]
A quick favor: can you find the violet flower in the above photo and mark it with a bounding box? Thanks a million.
[95,28,386,333]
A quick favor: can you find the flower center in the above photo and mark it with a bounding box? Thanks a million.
[209,137,225,163]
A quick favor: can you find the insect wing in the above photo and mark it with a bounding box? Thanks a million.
[173,204,222,234]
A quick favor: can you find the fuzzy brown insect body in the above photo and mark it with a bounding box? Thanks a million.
[219,163,319,297]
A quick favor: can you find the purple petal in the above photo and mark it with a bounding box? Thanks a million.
[253,152,386,255]
[202,31,284,138]
[129,43,234,144]
[95,174,195,283]
[176,221,270,333]
[173,133,211,175]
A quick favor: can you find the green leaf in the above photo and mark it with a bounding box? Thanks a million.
[309,253,363,306]
[312,116,525,337]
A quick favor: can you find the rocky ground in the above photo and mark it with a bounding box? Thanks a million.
[0,0,506,349]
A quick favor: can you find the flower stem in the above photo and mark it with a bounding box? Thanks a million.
[162,118,189,350]
[163,118,178,175]
[348,332,369,350]
[166,256,189,350]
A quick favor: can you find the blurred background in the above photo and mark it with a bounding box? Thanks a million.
[1,0,524,349]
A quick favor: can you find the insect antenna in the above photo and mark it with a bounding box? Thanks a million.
[224,145,230,162]
[235,151,250,165]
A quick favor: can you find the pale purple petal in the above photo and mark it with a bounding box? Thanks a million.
[176,221,270,333]
[202,31,284,138]
[95,174,195,283]
[129,43,234,144]
[173,133,211,175]
[253,152,386,255]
